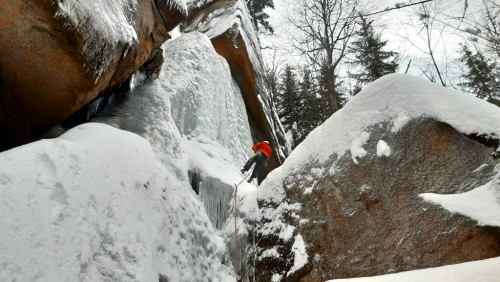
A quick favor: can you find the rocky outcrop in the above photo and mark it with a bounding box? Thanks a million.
[254,119,500,281]
[241,74,500,282]
[184,0,287,182]
[0,0,185,151]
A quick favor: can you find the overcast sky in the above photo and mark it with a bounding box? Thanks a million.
[260,0,485,87]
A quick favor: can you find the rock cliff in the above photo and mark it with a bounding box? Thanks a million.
[0,0,185,151]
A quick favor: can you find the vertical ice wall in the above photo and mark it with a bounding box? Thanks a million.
[103,31,255,232]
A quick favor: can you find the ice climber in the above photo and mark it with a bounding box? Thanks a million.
[241,141,272,183]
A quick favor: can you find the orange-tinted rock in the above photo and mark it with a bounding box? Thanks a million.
[0,0,185,151]
[252,118,500,281]
[184,0,287,182]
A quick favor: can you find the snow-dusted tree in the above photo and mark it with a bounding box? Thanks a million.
[264,67,280,112]
[298,68,315,130]
[349,15,399,93]
[453,0,500,60]
[458,44,500,100]
[246,0,274,34]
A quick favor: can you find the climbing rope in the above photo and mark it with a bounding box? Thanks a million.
[234,174,249,282]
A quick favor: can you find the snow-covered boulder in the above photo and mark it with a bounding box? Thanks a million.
[240,74,500,281]
[184,0,287,182]
[0,0,185,151]
[0,123,232,281]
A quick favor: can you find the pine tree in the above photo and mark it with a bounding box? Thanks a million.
[264,66,279,108]
[458,44,500,100]
[349,15,399,93]
[246,0,274,34]
[278,65,300,147]
[294,68,313,147]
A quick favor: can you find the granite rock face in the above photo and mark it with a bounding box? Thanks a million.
[252,118,500,281]
[0,0,185,151]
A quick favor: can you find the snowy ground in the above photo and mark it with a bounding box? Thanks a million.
[327,256,500,282]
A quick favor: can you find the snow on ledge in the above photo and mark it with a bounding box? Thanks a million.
[420,167,500,227]
[53,0,139,79]
[184,0,264,75]
[327,256,500,282]
[52,0,187,80]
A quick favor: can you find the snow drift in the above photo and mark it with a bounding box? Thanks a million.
[0,123,231,281]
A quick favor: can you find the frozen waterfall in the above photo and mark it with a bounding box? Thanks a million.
[0,31,257,281]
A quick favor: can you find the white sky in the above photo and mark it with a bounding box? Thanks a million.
[260,0,486,88]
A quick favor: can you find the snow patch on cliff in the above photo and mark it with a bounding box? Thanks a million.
[350,131,370,164]
[287,234,308,277]
[185,0,263,75]
[53,0,138,79]
[376,140,391,157]
[420,166,500,227]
